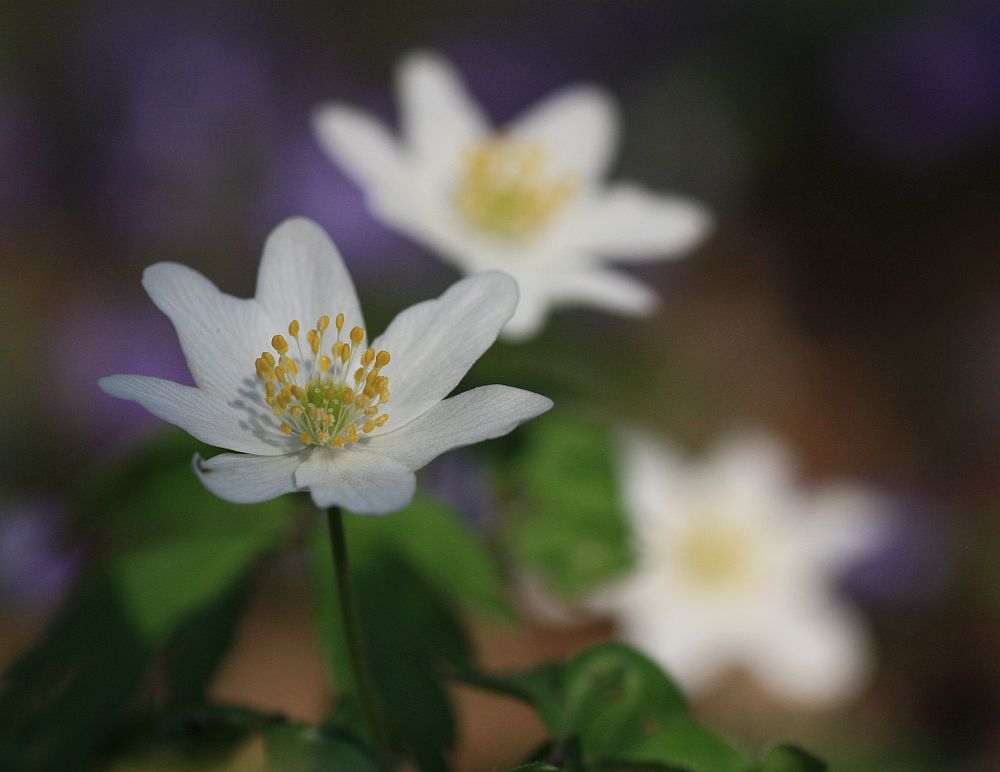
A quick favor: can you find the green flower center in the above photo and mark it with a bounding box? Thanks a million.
[455,136,577,240]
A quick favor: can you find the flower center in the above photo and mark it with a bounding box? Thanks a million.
[674,518,755,592]
[254,313,390,448]
[455,136,577,240]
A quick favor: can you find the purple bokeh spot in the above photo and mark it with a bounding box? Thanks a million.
[0,499,81,613]
[830,3,1000,166]
[842,491,956,606]
[259,126,409,277]
[45,296,191,451]
[0,94,54,225]
[422,451,498,534]
[76,4,277,245]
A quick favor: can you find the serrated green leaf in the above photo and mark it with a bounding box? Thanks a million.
[758,743,826,772]
[458,643,689,765]
[505,410,633,598]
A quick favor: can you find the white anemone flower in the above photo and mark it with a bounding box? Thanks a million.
[99,218,552,515]
[312,51,711,340]
[595,430,887,706]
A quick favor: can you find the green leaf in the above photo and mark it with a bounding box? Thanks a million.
[459,643,689,765]
[0,573,151,770]
[758,744,826,772]
[505,410,633,598]
[310,526,473,771]
[365,494,514,622]
[163,574,252,710]
[85,431,293,640]
[265,721,380,772]
[617,718,753,772]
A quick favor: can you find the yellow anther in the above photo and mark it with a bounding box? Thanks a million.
[291,385,306,401]
[340,345,350,363]
[362,347,375,366]
[288,320,300,337]
[306,329,320,355]
[380,388,390,402]
[376,414,389,427]
[335,313,345,332]
[347,425,359,442]
[265,382,276,399]
[290,406,303,418]
[317,431,329,444]
[319,354,331,372]
[261,351,275,366]
[354,367,364,383]
[363,420,376,433]
[299,432,312,445]
[355,395,368,408]
[283,356,299,376]
[275,367,287,384]
[332,341,344,360]
[350,326,364,346]
[375,350,390,367]
[365,406,378,417]
[341,387,354,403]
[317,315,330,332]
[272,335,288,354]
[332,435,345,448]
[280,422,293,434]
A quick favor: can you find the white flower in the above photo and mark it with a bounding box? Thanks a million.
[99,218,552,515]
[594,429,887,706]
[312,51,711,340]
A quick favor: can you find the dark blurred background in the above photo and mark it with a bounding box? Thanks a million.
[2,1,999,769]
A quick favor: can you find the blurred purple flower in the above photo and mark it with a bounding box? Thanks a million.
[0,94,54,225]
[422,451,498,533]
[842,492,956,606]
[45,295,190,451]
[0,499,80,613]
[76,4,277,245]
[830,3,1000,166]
[259,125,409,278]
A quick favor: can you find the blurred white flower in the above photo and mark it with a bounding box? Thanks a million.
[312,51,711,340]
[594,429,887,706]
[100,218,551,515]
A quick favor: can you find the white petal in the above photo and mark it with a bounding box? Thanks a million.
[311,104,411,207]
[294,446,416,515]
[550,268,659,316]
[567,183,712,260]
[510,85,619,180]
[617,431,688,540]
[499,284,550,342]
[367,385,552,470]
[398,50,488,182]
[99,375,295,455]
[193,452,304,503]
[372,272,517,428]
[254,218,364,333]
[744,599,873,706]
[142,262,270,394]
[616,586,727,695]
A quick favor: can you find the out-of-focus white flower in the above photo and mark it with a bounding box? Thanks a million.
[594,430,887,706]
[312,51,711,340]
[100,218,552,515]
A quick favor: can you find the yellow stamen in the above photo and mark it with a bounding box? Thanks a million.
[288,320,300,337]
[272,335,288,355]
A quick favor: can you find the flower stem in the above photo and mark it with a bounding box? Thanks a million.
[325,506,390,765]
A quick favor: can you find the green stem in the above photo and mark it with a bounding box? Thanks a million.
[325,506,390,765]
